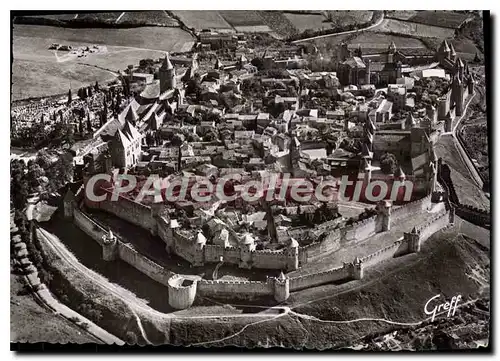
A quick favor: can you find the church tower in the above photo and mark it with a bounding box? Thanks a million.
[159,52,176,93]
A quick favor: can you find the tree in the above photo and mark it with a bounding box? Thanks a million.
[79,118,84,136]
[251,57,264,70]
[380,153,398,174]
[145,132,154,146]
[26,162,46,192]
[86,113,92,133]
[11,160,28,210]
[186,74,202,99]
[94,81,100,91]
[125,331,138,345]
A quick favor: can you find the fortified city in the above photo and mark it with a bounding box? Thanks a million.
[10,9,490,351]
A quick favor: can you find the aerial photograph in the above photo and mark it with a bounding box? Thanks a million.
[10,10,490,351]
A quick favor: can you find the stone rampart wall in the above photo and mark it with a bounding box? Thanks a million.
[73,208,107,246]
[197,279,273,298]
[455,204,490,228]
[342,216,377,243]
[252,249,288,269]
[117,242,175,287]
[417,210,450,244]
[391,194,432,222]
[360,238,407,268]
[289,265,351,292]
[87,194,156,233]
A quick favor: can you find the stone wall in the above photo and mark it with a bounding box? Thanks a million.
[302,242,322,261]
[416,210,450,244]
[204,244,225,263]
[455,204,490,228]
[117,242,175,287]
[252,249,289,269]
[289,264,351,292]
[86,194,157,234]
[197,279,273,299]
[342,216,377,243]
[68,195,452,309]
[73,208,107,246]
[391,194,432,222]
[359,238,408,268]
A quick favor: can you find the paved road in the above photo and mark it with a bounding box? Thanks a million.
[448,93,484,189]
[292,13,385,44]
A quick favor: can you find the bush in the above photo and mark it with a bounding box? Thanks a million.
[380,153,398,174]
[125,331,138,345]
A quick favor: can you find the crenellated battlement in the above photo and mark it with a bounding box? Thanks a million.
[415,209,448,233]
[66,186,453,309]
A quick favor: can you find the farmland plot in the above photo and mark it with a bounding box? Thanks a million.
[345,32,427,49]
[12,24,193,100]
[374,18,456,38]
[408,11,472,29]
[284,13,332,32]
[323,10,373,26]
[385,10,419,21]
[14,24,193,51]
[75,12,123,23]
[258,11,298,38]
[219,10,271,32]
[173,10,232,31]
[118,11,178,27]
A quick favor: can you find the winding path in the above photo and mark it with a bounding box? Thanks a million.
[439,92,484,189]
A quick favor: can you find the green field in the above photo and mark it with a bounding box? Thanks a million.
[375,18,456,38]
[284,13,331,32]
[12,24,194,100]
[11,273,97,343]
[219,10,266,27]
[14,24,193,51]
[408,11,472,29]
[172,10,233,31]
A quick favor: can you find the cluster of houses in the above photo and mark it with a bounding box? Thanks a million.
[74,37,473,249]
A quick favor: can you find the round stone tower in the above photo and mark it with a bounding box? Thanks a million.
[159,52,176,93]
[286,238,299,271]
[273,272,290,303]
[102,230,118,261]
[376,200,392,232]
[352,257,364,280]
[167,275,197,310]
[239,233,256,269]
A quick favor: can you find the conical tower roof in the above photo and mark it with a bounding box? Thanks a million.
[278,271,286,281]
[388,41,396,51]
[455,57,465,69]
[396,166,405,178]
[161,52,174,71]
[124,105,139,122]
[453,73,462,85]
[449,42,456,57]
[438,39,450,53]
[214,57,224,70]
